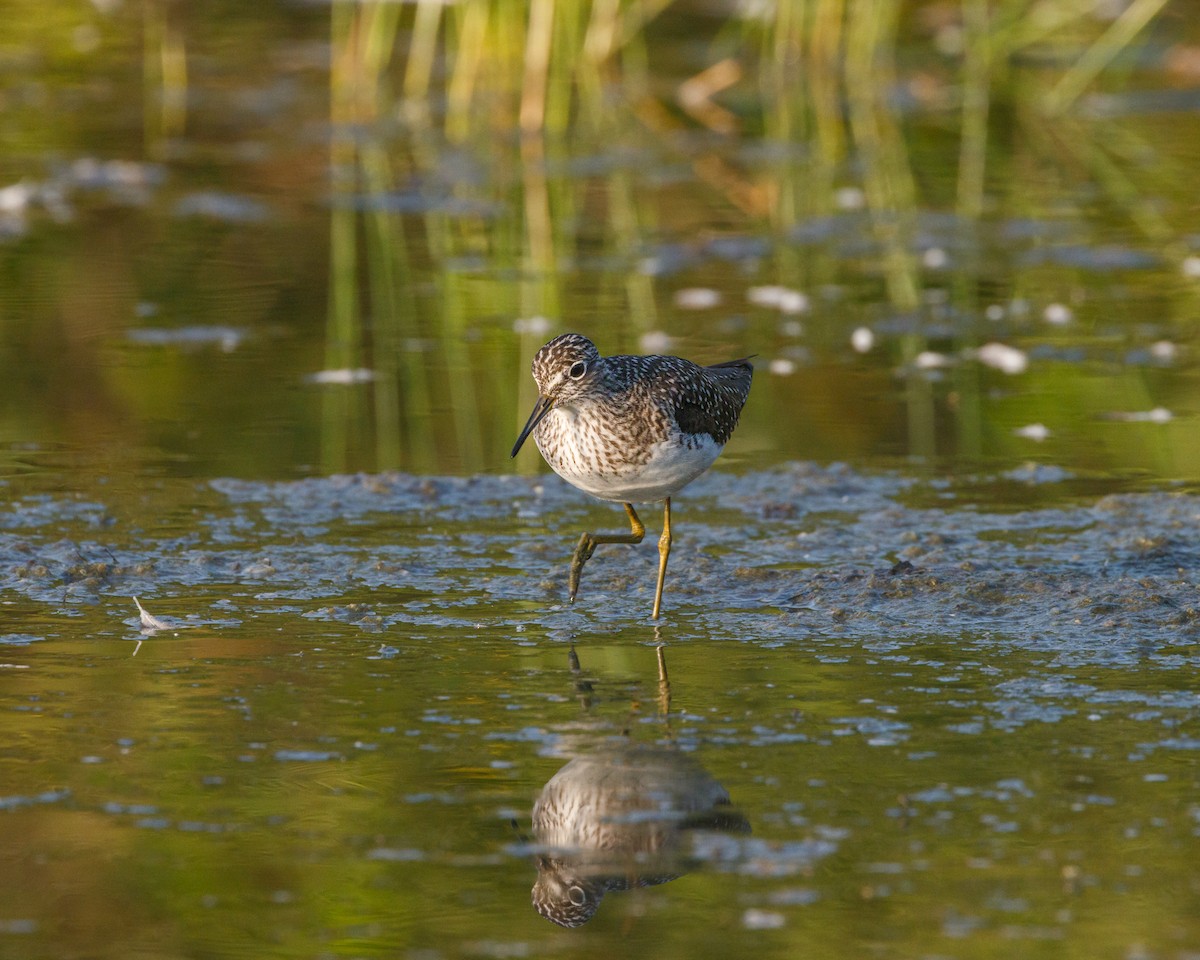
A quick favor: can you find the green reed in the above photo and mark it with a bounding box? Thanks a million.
[319,0,1185,473]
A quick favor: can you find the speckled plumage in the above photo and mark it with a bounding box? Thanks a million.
[529,745,749,927]
[511,333,753,618]
[512,334,753,503]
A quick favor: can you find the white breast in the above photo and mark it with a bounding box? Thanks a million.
[535,406,722,503]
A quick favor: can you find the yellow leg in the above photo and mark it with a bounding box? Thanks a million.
[651,497,672,620]
[568,503,644,603]
[655,643,671,718]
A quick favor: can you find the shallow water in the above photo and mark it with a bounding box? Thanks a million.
[2,467,1199,957]
[4,2,1200,957]
[4,6,1200,484]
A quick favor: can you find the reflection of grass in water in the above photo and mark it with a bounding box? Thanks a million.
[320,0,1187,474]
[330,1,440,473]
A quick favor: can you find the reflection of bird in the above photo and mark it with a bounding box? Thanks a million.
[530,743,750,927]
[511,334,753,619]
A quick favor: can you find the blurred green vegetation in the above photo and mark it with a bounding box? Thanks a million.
[1,7,1198,959]
[0,0,1198,484]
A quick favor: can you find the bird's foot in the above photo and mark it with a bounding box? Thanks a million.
[568,532,596,602]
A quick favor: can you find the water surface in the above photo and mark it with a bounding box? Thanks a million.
[3,466,1199,956]
[2,2,1200,957]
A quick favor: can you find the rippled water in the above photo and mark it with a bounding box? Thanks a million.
[2,466,1198,956]
[4,2,1200,957]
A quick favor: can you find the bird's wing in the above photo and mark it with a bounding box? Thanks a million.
[672,358,754,445]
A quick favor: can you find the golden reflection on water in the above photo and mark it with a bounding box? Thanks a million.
[2,1,1200,484]
[2,3,1200,958]
[2,617,1198,956]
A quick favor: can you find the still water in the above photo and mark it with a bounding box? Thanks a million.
[2,1,1200,958]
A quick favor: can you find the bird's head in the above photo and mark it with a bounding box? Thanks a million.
[511,334,603,457]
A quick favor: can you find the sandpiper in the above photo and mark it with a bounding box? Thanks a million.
[511,333,753,618]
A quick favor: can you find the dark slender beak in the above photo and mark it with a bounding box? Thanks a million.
[511,395,555,458]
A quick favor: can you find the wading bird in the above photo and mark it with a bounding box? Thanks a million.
[511,334,753,618]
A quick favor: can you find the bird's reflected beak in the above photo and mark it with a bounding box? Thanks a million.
[511,395,555,458]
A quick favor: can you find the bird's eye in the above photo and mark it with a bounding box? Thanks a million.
[568,885,588,906]
[568,361,587,380]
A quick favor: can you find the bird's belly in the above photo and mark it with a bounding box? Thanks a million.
[535,408,722,503]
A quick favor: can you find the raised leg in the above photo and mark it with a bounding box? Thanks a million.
[568,502,644,603]
[651,497,672,620]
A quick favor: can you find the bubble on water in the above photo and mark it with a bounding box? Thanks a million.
[1182,255,1200,278]
[674,287,721,310]
[1149,340,1176,362]
[769,358,797,376]
[1014,423,1051,442]
[742,908,786,930]
[1104,407,1173,423]
[639,330,673,353]
[748,285,786,307]
[778,290,810,314]
[985,304,1005,321]
[0,182,36,214]
[305,368,375,385]
[976,342,1028,374]
[512,316,552,336]
[914,351,950,370]
[850,326,874,353]
[1043,303,1073,325]
[752,286,809,322]
[835,186,865,210]
[922,246,949,269]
